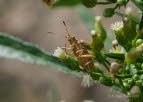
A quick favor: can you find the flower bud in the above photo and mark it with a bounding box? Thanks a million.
[123,17,137,42]
[81,0,97,8]
[90,72,102,80]
[123,82,130,89]
[129,86,142,102]
[95,16,107,41]
[141,63,143,69]
[122,78,132,82]
[135,24,143,39]
[53,47,80,70]
[133,74,140,81]
[115,78,120,85]
[99,76,113,86]
[112,40,118,49]
[53,47,68,61]
[128,79,135,86]
[91,30,96,36]
[125,44,143,63]
[90,30,104,52]
[125,7,133,15]
[125,65,130,72]
[135,80,142,87]
[110,62,121,75]
[122,7,138,42]
[103,8,114,17]
[136,39,143,46]
[111,21,130,50]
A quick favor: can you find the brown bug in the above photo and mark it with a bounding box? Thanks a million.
[63,21,96,71]
[43,0,55,6]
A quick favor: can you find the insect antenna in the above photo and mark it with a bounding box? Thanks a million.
[63,21,71,37]
[62,21,71,54]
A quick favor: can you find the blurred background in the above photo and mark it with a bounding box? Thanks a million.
[0,0,139,102]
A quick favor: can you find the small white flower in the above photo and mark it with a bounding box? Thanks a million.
[53,47,67,60]
[81,74,95,87]
[111,21,123,31]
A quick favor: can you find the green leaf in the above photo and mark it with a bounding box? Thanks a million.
[0,32,83,77]
[64,56,81,71]
[104,53,125,60]
[104,53,143,62]
[53,0,81,7]
[77,5,95,31]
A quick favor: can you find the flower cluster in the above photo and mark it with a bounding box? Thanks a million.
[53,7,143,101]
[41,0,143,101]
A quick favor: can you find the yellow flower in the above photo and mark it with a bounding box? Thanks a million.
[113,50,122,53]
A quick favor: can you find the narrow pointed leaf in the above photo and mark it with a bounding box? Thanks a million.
[104,53,125,60]
[0,32,83,77]
[104,53,143,62]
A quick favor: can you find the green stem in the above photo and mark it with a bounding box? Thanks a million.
[113,4,119,10]
[103,61,110,71]
[115,74,132,78]
[99,52,110,71]
[96,2,114,5]
[104,59,110,66]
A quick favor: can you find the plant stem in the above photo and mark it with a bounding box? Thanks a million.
[97,2,114,5]
[99,52,110,71]
[105,59,110,66]
[113,4,119,10]
[103,61,110,71]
